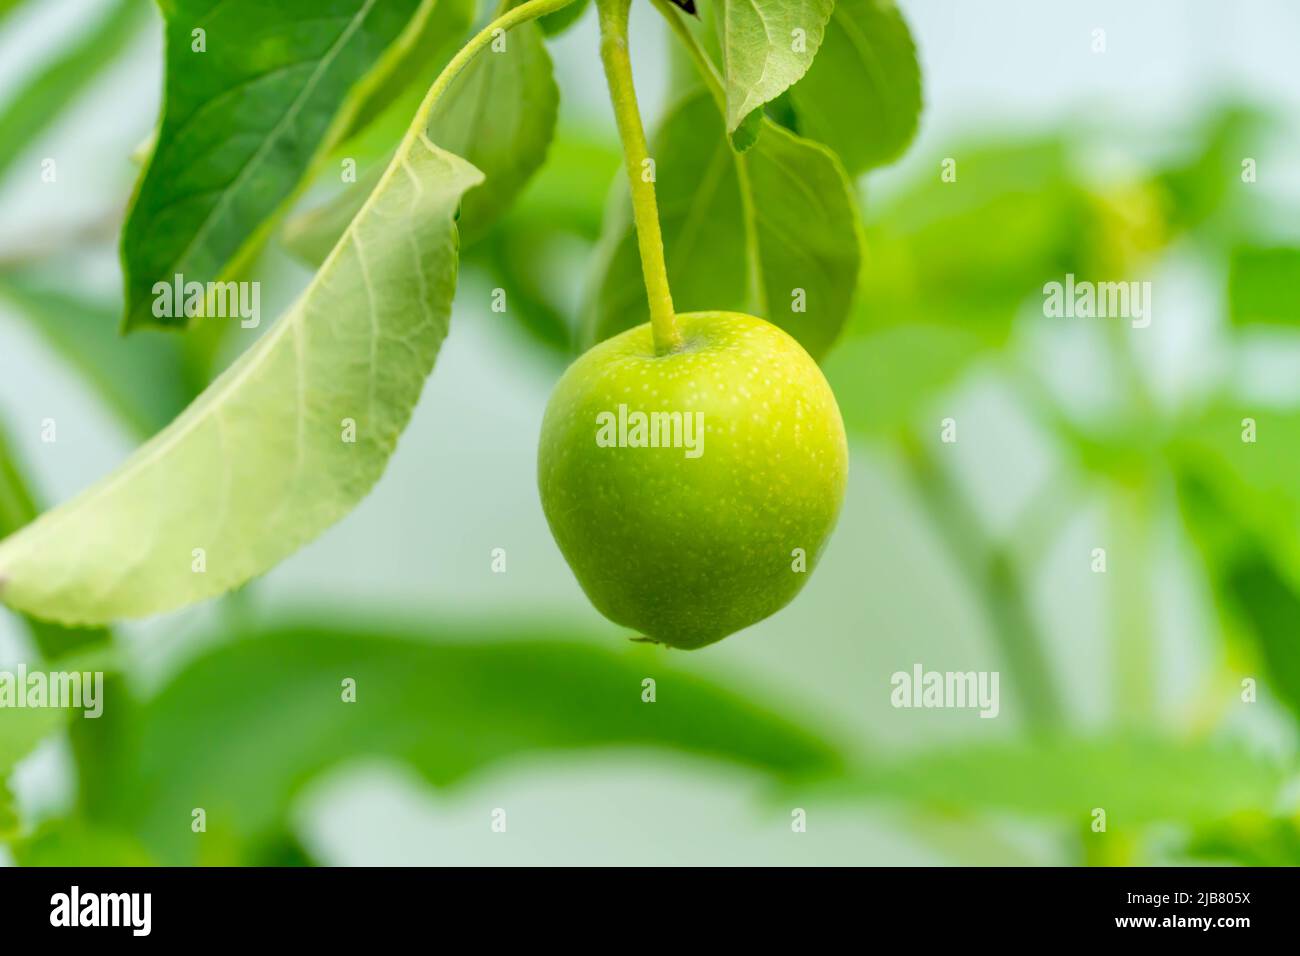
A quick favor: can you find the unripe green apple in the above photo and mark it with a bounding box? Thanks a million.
[538,310,848,649]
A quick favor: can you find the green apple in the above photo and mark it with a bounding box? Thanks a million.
[538,310,848,649]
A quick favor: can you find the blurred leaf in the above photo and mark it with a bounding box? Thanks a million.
[832,735,1285,826]
[823,322,985,434]
[827,138,1111,427]
[537,0,590,35]
[1222,553,1300,719]
[0,107,485,624]
[1171,404,1300,592]
[1156,105,1271,238]
[0,275,192,438]
[860,139,1094,333]
[0,708,65,782]
[90,619,841,864]
[0,707,69,838]
[471,225,578,354]
[586,89,861,358]
[786,0,921,175]
[1228,245,1300,327]
[461,131,621,357]
[1175,465,1300,723]
[0,0,145,184]
[121,0,433,331]
[490,131,620,242]
[712,0,833,144]
[1185,813,1300,866]
[285,21,558,262]
[9,818,155,865]
[338,0,476,144]
[0,783,14,837]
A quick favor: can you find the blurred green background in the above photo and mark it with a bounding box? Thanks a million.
[1,0,1299,865]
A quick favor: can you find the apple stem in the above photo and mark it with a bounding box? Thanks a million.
[597,0,683,355]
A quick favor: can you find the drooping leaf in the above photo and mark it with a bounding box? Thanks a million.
[0,75,488,625]
[283,161,386,265]
[586,89,861,359]
[0,420,108,655]
[1228,245,1300,328]
[714,0,834,145]
[0,0,146,184]
[285,21,559,262]
[120,0,436,331]
[89,619,841,864]
[828,735,1285,826]
[786,0,921,174]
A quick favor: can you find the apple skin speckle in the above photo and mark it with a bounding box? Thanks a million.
[538,311,848,649]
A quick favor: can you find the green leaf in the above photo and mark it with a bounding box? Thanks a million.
[1222,552,1300,721]
[537,0,590,35]
[1186,814,1300,867]
[285,21,559,263]
[0,708,66,781]
[283,161,387,265]
[0,276,193,438]
[8,819,156,865]
[460,131,622,357]
[91,619,840,864]
[489,131,621,242]
[1173,445,1300,724]
[1171,404,1300,591]
[414,21,559,244]
[830,735,1285,826]
[835,138,1102,385]
[1,706,69,837]
[714,0,834,143]
[120,0,435,331]
[823,322,987,434]
[0,90,486,625]
[1228,246,1300,327]
[586,89,861,359]
[0,0,146,184]
[1156,105,1270,238]
[338,0,476,145]
[786,0,921,174]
